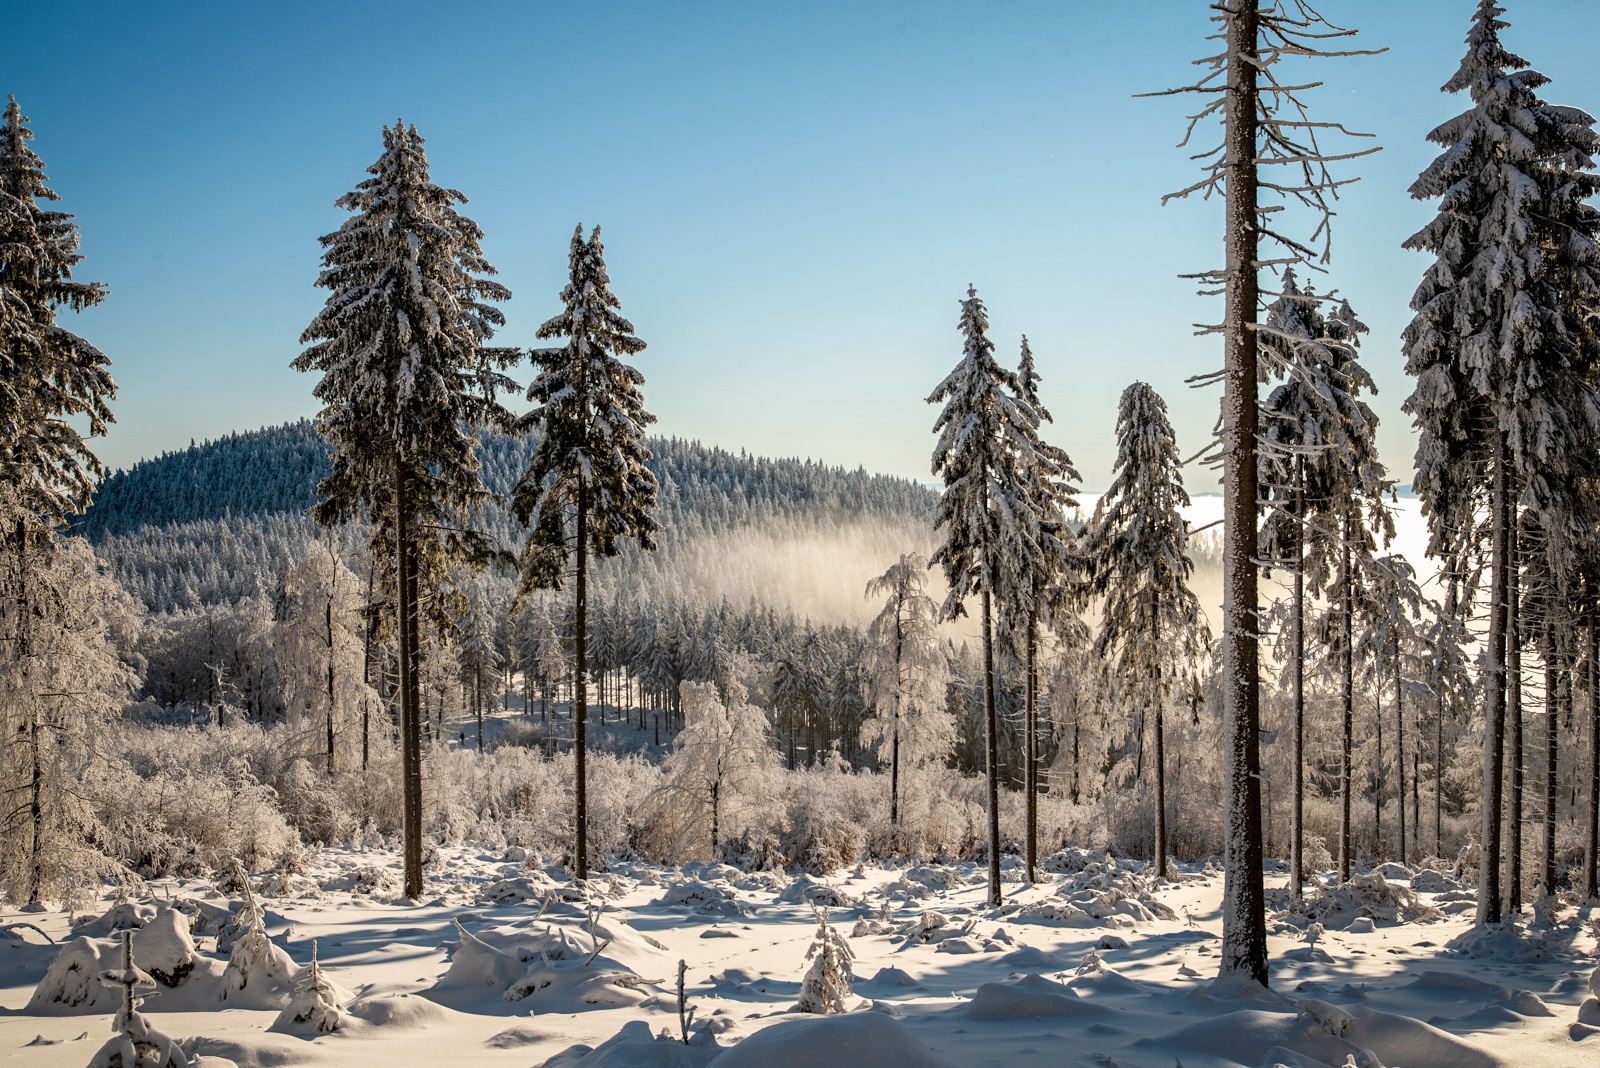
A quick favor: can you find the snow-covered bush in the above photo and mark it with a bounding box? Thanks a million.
[86,931,191,1068]
[218,871,295,1006]
[794,909,853,1014]
[270,942,348,1035]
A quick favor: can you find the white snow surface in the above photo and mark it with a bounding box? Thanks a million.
[2,844,1595,1067]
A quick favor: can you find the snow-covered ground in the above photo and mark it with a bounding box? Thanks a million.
[4,847,1596,1067]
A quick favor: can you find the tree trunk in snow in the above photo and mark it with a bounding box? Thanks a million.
[1290,458,1305,898]
[1025,606,1039,883]
[1506,500,1522,915]
[1586,613,1599,901]
[1478,438,1509,926]
[1395,650,1406,864]
[574,479,590,881]
[1217,0,1268,987]
[981,579,1001,908]
[1340,533,1354,883]
[396,458,424,899]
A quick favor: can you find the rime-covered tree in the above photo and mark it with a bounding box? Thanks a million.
[0,535,137,904]
[861,554,953,845]
[1011,336,1083,881]
[272,539,374,773]
[1401,1,1600,924]
[658,677,775,859]
[1258,273,1378,894]
[928,285,1045,906]
[1084,382,1208,879]
[511,224,656,880]
[294,121,515,897]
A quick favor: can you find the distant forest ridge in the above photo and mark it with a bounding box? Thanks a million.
[75,420,940,542]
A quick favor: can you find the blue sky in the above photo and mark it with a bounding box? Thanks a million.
[12,0,1600,490]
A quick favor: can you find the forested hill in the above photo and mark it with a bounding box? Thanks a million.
[76,420,939,542]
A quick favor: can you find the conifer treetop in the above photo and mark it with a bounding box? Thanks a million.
[513,223,658,592]
[295,120,515,550]
[0,93,115,525]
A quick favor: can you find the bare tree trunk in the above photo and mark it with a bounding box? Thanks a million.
[1396,647,1406,864]
[1155,699,1168,880]
[1478,437,1509,925]
[1435,682,1444,859]
[890,602,904,845]
[1340,533,1354,883]
[574,481,590,881]
[1587,610,1599,901]
[1541,656,1559,896]
[1217,0,1267,987]
[980,474,1002,908]
[1506,499,1522,915]
[395,458,424,899]
[1025,606,1039,883]
[1374,679,1383,857]
[326,591,337,775]
[1290,457,1305,898]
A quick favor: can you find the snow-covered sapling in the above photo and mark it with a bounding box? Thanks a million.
[87,930,191,1068]
[676,959,695,1044]
[220,863,295,1002]
[272,940,347,1035]
[795,908,853,1014]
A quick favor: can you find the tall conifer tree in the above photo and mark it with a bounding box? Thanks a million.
[296,121,514,898]
[512,224,657,881]
[928,286,1044,907]
[1084,382,1207,879]
[1401,1,1600,924]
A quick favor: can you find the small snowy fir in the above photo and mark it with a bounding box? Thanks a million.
[271,940,347,1035]
[794,908,853,1014]
[87,931,190,1068]
[219,867,296,1005]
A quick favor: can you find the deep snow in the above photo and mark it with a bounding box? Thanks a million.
[3,843,1596,1067]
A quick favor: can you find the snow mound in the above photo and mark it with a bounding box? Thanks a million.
[657,882,745,917]
[895,911,974,947]
[713,1011,951,1067]
[964,974,1109,1020]
[540,1020,721,1067]
[1009,860,1174,929]
[28,937,123,1013]
[427,921,662,1014]
[73,902,159,938]
[319,864,400,898]
[1269,872,1442,929]
[1408,869,1458,894]
[1445,921,1557,961]
[1136,1002,1497,1068]
[777,876,854,908]
[1039,848,1111,875]
[479,874,558,904]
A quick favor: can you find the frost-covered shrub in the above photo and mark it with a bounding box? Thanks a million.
[794,910,853,1014]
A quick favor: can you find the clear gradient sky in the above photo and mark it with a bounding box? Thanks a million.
[10,1,1600,490]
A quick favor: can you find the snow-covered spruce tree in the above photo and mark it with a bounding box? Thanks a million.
[1146,0,1379,989]
[294,121,515,898]
[1401,0,1600,925]
[1011,336,1084,882]
[794,908,853,1014]
[861,554,953,849]
[0,95,128,907]
[271,940,348,1036]
[272,537,375,773]
[1084,382,1209,879]
[219,865,295,1004]
[1258,274,1381,894]
[928,285,1045,907]
[511,224,656,880]
[0,95,114,529]
[657,677,775,860]
[88,930,191,1068]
